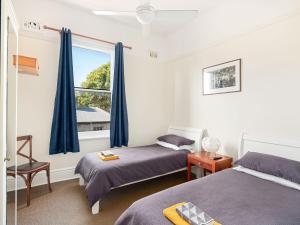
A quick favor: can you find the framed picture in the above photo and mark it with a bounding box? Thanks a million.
[203,59,241,95]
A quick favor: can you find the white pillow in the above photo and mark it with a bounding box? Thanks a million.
[156,141,193,152]
[233,166,300,191]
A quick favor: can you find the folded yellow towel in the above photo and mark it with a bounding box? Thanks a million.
[97,153,119,161]
[163,202,190,225]
[163,202,221,225]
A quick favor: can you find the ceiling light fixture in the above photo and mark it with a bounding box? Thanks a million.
[135,5,155,25]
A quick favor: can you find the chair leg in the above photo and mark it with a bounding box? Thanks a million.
[26,175,31,207]
[18,174,30,207]
[28,173,32,189]
[46,167,52,192]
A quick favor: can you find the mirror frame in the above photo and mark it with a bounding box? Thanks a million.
[0,1,19,225]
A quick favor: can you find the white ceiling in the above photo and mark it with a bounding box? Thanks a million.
[52,0,300,36]
[16,0,300,59]
[54,0,221,35]
[55,0,217,11]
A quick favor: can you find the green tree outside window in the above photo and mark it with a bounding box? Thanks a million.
[76,62,111,112]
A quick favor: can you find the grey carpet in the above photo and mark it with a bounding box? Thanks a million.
[8,171,188,225]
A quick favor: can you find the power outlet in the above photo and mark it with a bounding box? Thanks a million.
[22,20,41,32]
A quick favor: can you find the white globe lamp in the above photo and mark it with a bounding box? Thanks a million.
[202,137,221,160]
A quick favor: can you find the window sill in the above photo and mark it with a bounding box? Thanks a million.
[78,130,110,141]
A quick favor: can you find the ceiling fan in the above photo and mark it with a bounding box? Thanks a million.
[93,0,198,34]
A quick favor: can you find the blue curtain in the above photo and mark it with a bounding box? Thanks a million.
[49,28,80,155]
[110,42,129,148]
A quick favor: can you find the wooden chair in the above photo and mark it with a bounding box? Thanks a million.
[7,135,52,206]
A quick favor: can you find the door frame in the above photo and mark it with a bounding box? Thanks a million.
[0,0,19,224]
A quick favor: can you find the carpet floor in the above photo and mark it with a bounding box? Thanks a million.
[8,171,188,225]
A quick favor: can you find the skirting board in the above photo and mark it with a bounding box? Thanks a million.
[7,167,78,192]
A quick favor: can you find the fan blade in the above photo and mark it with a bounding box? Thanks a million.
[155,10,198,19]
[93,10,136,16]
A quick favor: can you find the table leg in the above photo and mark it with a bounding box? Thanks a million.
[187,159,191,181]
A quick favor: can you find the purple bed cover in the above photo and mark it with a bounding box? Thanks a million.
[75,144,189,207]
[115,169,300,225]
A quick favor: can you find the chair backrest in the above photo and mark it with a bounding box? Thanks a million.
[17,135,37,163]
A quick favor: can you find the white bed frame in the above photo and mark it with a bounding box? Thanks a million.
[79,126,205,214]
[239,133,300,162]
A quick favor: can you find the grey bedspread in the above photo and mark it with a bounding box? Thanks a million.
[75,144,189,206]
[115,169,300,225]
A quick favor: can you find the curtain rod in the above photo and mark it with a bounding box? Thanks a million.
[43,25,132,50]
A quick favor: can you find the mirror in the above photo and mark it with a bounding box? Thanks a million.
[6,15,18,225]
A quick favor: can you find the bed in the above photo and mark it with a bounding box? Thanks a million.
[115,133,300,225]
[75,126,204,214]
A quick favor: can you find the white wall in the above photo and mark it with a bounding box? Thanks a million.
[166,13,300,158]
[13,0,171,180]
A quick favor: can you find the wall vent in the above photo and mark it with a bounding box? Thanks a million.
[149,50,158,58]
[22,20,41,32]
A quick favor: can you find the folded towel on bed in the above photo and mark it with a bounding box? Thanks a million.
[97,153,119,161]
[163,202,190,225]
[163,202,221,225]
[176,202,214,225]
[100,150,114,157]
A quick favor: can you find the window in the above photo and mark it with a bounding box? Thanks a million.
[72,45,112,134]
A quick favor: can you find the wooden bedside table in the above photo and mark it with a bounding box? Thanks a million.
[187,151,233,180]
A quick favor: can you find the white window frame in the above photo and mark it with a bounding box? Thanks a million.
[72,43,114,141]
